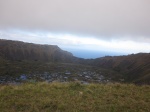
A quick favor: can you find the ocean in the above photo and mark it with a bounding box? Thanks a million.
[66,49,127,59]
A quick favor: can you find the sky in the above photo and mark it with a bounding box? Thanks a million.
[0,0,150,58]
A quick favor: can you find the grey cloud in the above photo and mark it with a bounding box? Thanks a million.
[0,0,150,41]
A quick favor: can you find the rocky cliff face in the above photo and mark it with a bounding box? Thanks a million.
[0,39,75,63]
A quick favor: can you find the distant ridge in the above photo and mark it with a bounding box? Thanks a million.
[0,39,76,63]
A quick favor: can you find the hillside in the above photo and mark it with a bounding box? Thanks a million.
[87,54,150,84]
[0,39,150,84]
[0,39,75,63]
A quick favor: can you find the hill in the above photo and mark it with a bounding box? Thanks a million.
[0,39,150,84]
[87,54,150,84]
[0,39,76,63]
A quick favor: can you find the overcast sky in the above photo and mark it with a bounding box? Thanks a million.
[0,0,150,57]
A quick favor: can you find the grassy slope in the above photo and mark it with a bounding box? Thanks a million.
[0,82,150,112]
[90,53,150,84]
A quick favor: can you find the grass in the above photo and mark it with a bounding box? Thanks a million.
[0,82,150,112]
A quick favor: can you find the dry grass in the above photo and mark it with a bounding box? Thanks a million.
[0,82,150,112]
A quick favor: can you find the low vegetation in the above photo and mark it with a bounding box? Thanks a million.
[0,82,149,112]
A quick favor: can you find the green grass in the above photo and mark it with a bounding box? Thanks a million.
[0,82,150,112]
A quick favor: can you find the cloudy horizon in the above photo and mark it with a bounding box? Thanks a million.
[0,0,150,58]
